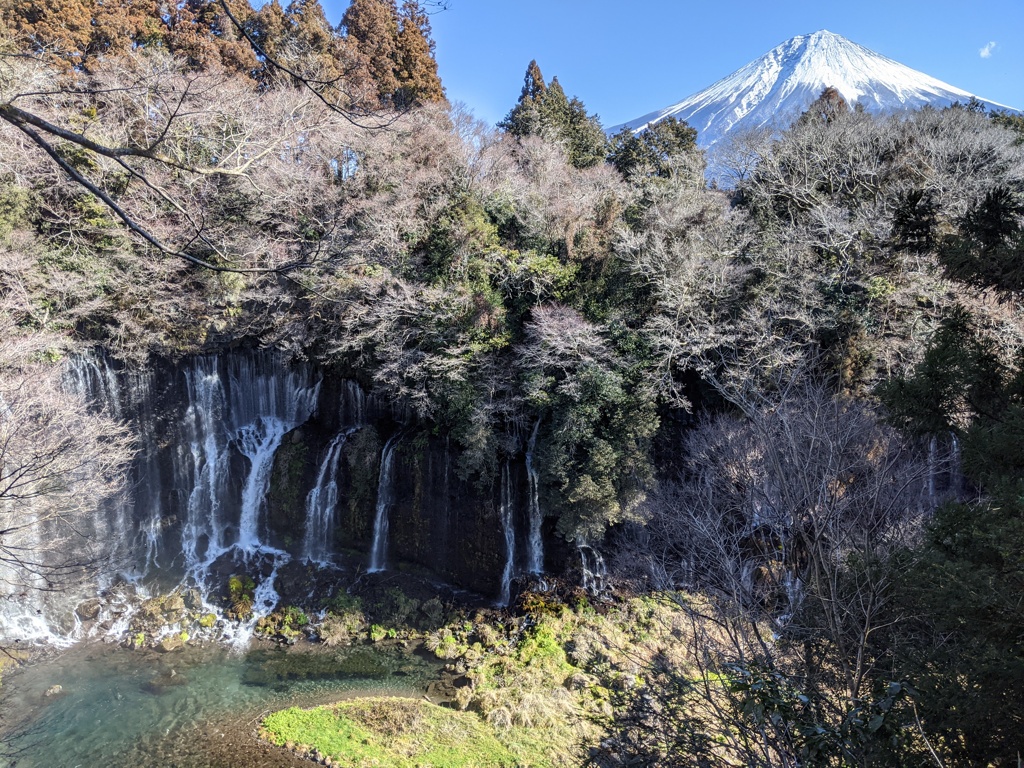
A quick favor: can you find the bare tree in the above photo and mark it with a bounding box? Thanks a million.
[0,318,132,636]
[609,381,952,765]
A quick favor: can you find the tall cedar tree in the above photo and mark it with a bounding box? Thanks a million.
[395,1,445,107]
[799,85,850,125]
[341,0,400,106]
[342,0,443,108]
[3,0,442,107]
[2,0,162,66]
[3,0,260,74]
[247,0,347,87]
[500,59,547,137]
[165,0,260,74]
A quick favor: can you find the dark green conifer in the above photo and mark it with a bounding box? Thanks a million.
[500,60,547,138]
[939,186,1024,293]
[608,116,698,178]
[500,62,606,169]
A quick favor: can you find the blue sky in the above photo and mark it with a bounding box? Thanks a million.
[318,1,1024,128]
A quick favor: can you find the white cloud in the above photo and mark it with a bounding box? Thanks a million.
[980,41,997,59]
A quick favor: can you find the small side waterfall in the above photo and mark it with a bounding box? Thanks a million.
[302,429,355,564]
[498,462,516,607]
[578,540,608,596]
[776,571,805,627]
[949,432,964,498]
[61,356,134,582]
[368,433,403,573]
[525,419,544,575]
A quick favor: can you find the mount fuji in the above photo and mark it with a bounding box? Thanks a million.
[611,30,1017,154]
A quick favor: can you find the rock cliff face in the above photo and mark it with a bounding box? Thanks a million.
[264,418,541,597]
[2,349,554,641]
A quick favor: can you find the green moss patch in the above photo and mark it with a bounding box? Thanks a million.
[261,696,517,767]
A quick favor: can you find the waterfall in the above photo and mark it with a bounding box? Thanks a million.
[497,462,516,607]
[61,356,134,582]
[525,419,544,575]
[341,380,367,427]
[302,430,355,564]
[227,551,289,649]
[180,354,320,578]
[3,349,353,644]
[236,417,290,551]
[927,435,938,508]
[949,432,963,497]
[368,433,403,573]
[180,358,231,580]
[578,540,607,596]
[776,571,805,627]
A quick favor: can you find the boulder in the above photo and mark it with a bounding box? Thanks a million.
[162,593,186,617]
[75,599,102,621]
[156,635,184,653]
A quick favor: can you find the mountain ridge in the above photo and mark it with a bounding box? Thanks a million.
[611,30,1018,154]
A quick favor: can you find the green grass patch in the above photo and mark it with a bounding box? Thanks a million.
[262,697,517,767]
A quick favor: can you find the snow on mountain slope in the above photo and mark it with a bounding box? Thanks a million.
[611,30,1017,154]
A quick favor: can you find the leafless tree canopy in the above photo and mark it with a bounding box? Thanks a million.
[0,320,131,597]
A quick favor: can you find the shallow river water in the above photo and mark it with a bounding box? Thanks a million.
[0,641,437,768]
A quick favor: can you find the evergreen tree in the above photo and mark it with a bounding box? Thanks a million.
[938,186,1024,293]
[500,62,607,169]
[2,0,162,67]
[608,116,698,179]
[536,76,570,137]
[285,0,337,59]
[342,0,400,106]
[799,85,849,125]
[249,0,289,64]
[247,0,343,85]
[890,188,938,254]
[165,0,260,75]
[499,59,547,138]
[991,110,1024,144]
[394,0,445,107]
[563,95,608,169]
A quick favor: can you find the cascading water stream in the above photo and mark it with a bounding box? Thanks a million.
[525,418,544,575]
[181,359,231,581]
[63,357,126,574]
[497,461,516,607]
[302,429,355,564]
[236,416,290,552]
[578,540,608,596]
[181,355,320,575]
[368,433,403,573]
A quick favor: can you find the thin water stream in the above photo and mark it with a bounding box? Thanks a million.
[0,641,438,768]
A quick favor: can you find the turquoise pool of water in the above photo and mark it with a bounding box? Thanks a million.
[0,641,436,767]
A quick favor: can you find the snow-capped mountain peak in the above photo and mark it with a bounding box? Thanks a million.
[612,30,1016,154]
